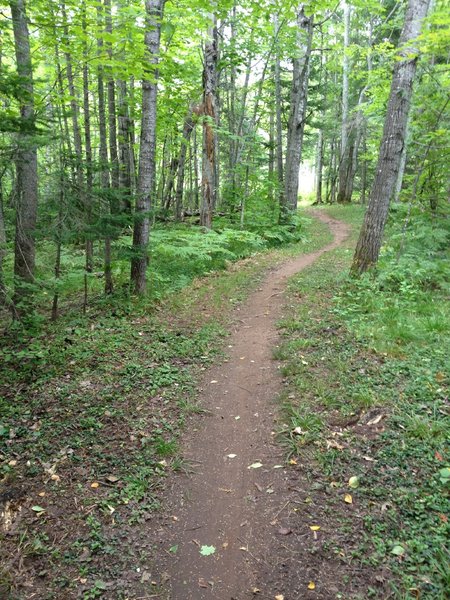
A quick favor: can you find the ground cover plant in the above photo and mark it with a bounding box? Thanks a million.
[277,205,449,599]
[0,214,331,599]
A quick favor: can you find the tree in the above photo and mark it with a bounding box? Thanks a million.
[131,0,165,295]
[284,4,314,215]
[10,0,38,314]
[352,0,432,275]
[200,11,218,229]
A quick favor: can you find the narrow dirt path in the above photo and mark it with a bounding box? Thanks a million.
[153,213,350,599]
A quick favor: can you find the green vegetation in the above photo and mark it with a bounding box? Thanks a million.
[277,205,449,599]
[0,214,328,599]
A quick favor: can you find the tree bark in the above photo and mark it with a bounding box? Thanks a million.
[96,2,113,294]
[175,108,195,221]
[315,129,324,204]
[131,0,165,295]
[284,5,313,215]
[200,13,218,229]
[337,1,351,203]
[105,0,120,208]
[352,0,431,275]
[274,14,285,217]
[10,0,38,313]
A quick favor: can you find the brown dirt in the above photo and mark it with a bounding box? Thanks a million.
[151,213,353,599]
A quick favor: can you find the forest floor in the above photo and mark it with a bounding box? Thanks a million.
[1,207,448,600]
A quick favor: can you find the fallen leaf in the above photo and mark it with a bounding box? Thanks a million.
[198,577,208,588]
[293,426,305,435]
[367,413,384,426]
[235,416,241,420]
[289,458,298,465]
[344,494,353,504]
[310,525,321,531]
[308,581,316,590]
[31,506,45,513]
[200,545,216,556]
[435,451,443,461]
[169,545,178,554]
[222,541,229,548]
[210,380,218,384]
[391,545,405,556]
[38,492,46,497]
[348,476,359,489]
[438,513,448,523]
[363,455,375,462]
[91,482,99,489]
[227,454,237,459]
[435,371,445,382]
[252,587,261,594]
[273,465,283,469]
[106,475,119,483]
[248,462,263,469]
[275,595,284,600]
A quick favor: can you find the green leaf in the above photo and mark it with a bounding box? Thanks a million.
[200,545,216,556]
[31,506,45,513]
[391,545,405,556]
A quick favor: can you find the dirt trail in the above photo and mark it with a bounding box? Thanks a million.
[153,213,350,599]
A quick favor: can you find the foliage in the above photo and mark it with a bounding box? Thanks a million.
[278,206,449,599]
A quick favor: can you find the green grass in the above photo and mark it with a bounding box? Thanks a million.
[277,204,449,599]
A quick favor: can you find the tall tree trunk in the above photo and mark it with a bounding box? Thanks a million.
[96,2,113,294]
[284,5,313,215]
[82,4,94,309]
[200,13,218,229]
[175,108,195,221]
[274,14,285,216]
[105,0,120,209]
[337,1,351,203]
[117,79,132,213]
[10,0,38,313]
[315,129,324,204]
[352,0,431,275]
[131,0,165,295]
[0,189,7,304]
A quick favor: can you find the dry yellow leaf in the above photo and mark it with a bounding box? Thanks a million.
[275,595,284,600]
[310,525,321,531]
[344,493,353,504]
[308,581,316,590]
[91,482,99,489]
[289,458,298,465]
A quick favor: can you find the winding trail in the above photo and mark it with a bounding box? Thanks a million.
[154,213,350,599]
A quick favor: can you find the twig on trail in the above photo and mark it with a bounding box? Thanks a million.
[266,292,282,299]
[273,499,290,520]
[184,525,203,531]
[230,382,253,394]
[237,537,270,567]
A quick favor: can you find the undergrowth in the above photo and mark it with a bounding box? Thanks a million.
[0,212,329,599]
[278,204,449,599]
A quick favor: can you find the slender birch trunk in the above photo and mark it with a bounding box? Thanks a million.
[131,0,165,294]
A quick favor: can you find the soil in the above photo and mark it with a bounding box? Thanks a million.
[149,213,362,599]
